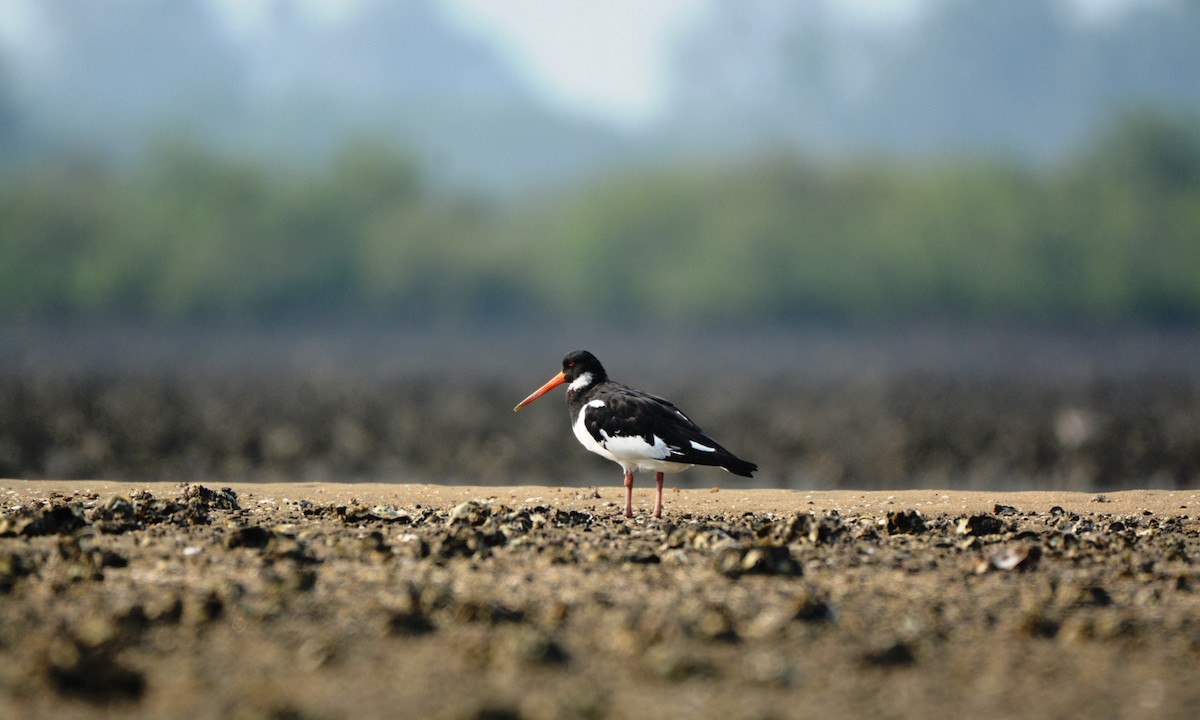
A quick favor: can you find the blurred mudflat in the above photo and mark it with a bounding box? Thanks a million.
[1,480,1199,719]
[2,323,1198,491]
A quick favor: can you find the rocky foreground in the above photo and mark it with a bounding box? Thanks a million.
[2,481,1199,719]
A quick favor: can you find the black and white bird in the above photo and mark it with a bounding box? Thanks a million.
[513,350,757,518]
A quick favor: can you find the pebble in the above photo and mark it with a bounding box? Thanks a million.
[2,484,1199,718]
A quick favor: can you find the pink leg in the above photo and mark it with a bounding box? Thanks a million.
[623,469,634,518]
[653,472,664,518]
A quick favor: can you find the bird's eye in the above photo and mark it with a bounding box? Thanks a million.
[566,359,575,367]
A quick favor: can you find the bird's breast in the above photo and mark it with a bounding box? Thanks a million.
[572,400,616,462]
[571,400,692,473]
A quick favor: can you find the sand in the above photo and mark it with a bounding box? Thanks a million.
[3,480,1200,719]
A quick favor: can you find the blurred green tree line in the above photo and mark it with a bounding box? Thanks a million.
[3,113,1198,325]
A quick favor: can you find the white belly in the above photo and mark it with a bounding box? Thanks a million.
[572,403,693,474]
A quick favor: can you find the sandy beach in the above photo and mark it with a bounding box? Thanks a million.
[3,480,1199,719]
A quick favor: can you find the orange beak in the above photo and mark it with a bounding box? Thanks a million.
[513,370,566,411]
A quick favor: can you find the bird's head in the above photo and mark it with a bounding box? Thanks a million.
[513,350,607,411]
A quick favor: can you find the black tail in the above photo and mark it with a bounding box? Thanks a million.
[721,456,757,478]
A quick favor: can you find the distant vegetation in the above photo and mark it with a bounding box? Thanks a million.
[3,113,1199,325]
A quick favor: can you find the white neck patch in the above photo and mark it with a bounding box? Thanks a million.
[567,372,594,393]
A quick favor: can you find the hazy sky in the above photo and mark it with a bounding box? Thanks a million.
[0,0,922,128]
[420,0,1154,128]
[442,0,708,127]
[0,0,1165,129]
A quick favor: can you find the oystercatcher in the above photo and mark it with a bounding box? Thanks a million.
[513,350,757,518]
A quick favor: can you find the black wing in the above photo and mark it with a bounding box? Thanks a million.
[584,385,757,476]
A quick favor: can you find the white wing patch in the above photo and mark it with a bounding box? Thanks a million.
[689,440,717,452]
[601,431,672,461]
